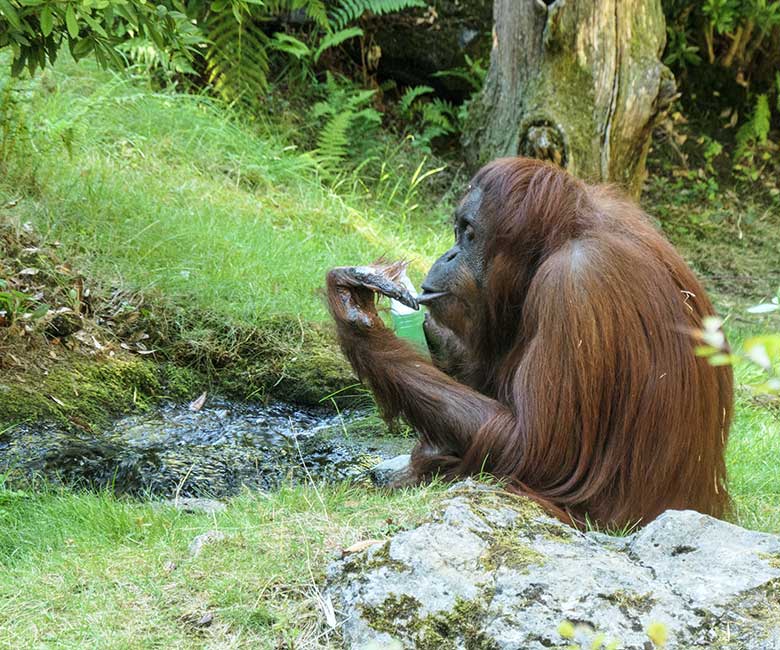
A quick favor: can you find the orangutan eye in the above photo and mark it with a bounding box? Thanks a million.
[465,224,476,242]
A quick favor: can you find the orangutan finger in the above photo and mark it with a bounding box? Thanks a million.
[339,266,419,310]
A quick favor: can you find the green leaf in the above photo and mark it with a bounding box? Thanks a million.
[30,303,49,320]
[314,26,363,63]
[11,52,25,76]
[269,32,310,59]
[83,13,108,38]
[40,5,54,36]
[0,0,22,29]
[66,4,79,38]
[71,36,94,59]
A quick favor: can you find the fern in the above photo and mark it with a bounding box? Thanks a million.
[204,7,271,104]
[398,88,460,152]
[316,110,354,163]
[736,93,771,155]
[314,26,364,62]
[431,54,487,92]
[329,0,427,30]
[753,94,772,144]
[734,93,774,180]
[312,74,381,172]
[399,85,434,116]
[421,98,457,132]
[202,0,335,104]
[262,0,330,29]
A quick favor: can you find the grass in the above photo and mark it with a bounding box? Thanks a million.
[0,480,443,649]
[727,349,780,533]
[1,63,450,325]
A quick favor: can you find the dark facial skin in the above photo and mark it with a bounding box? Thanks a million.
[418,186,485,334]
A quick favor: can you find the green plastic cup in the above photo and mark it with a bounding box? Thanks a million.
[391,308,428,354]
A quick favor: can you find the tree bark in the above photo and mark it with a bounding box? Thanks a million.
[462,0,677,196]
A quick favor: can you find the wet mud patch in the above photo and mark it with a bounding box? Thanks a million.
[0,400,412,496]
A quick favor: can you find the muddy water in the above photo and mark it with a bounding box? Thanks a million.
[0,400,410,497]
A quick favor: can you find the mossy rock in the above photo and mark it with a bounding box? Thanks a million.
[0,354,201,431]
[327,482,780,650]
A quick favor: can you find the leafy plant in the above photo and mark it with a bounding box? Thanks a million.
[196,0,407,106]
[431,54,487,93]
[0,73,30,167]
[701,0,780,67]
[664,25,702,68]
[311,73,382,172]
[0,0,203,76]
[0,281,29,326]
[399,85,434,116]
[328,0,426,30]
[734,93,774,181]
[697,307,780,396]
[0,279,47,328]
[201,1,273,105]
[398,85,462,152]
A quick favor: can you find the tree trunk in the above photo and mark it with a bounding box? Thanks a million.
[462,0,677,196]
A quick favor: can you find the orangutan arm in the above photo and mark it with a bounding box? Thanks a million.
[326,265,510,476]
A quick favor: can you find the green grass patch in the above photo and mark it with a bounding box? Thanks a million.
[0,480,443,649]
[2,63,450,325]
[726,336,780,533]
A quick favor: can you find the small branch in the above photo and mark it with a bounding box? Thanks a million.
[722,25,743,68]
[705,23,715,64]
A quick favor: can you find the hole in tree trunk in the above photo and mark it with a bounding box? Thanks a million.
[519,122,567,168]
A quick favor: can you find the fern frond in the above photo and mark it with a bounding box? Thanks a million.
[399,85,433,115]
[736,93,772,159]
[329,0,426,30]
[776,72,780,112]
[316,109,354,164]
[421,107,451,131]
[345,88,377,109]
[752,94,771,144]
[269,32,312,58]
[262,0,330,29]
[314,26,363,62]
[204,9,270,104]
[353,107,382,125]
[298,0,330,29]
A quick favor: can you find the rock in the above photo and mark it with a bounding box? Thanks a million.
[326,481,780,650]
[369,454,412,487]
[188,530,226,558]
[165,497,227,515]
[45,308,83,338]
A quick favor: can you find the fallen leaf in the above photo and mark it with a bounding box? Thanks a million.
[317,592,337,629]
[343,539,384,555]
[189,392,208,412]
